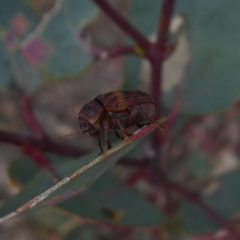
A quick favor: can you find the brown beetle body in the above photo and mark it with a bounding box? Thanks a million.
[78,90,156,152]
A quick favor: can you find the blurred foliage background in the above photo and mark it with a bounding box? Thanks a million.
[1,0,240,239]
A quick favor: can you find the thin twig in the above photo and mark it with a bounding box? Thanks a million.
[92,0,151,50]
[22,142,60,181]
[156,0,175,53]
[78,32,138,59]
[21,93,46,138]
[0,130,88,157]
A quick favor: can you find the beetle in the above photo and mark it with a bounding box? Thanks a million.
[78,90,156,153]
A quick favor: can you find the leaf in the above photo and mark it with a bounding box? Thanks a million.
[0,0,40,89]
[8,156,40,186]
[8,156,165,227]
[180,169,240,235]
[172,150,212,184]
[180,200,219,235]
[10,52,42,93]
[58,173,165,227]
[204,170,240,219]
[0,0,97,91]
[3,122,167,225]
[22,0,97,78]
[0,149,122,218]
[0,40,11,88]
[181,0,240,114]
[0,0,39,32]
[64,225,98,240]
[0,121,163,222]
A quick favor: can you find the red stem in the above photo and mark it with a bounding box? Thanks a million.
[22,142,60,181]
[21,93,46,138]
[0,129,88,157]
[151,0,175,118]
[156,0,175,52]
[92,0,151,50]
[149,0,175,173]
[0,130,145,167]
[166,180,240,240]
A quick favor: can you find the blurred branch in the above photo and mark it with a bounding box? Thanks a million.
[79,32,143,59]
[92,0,151,50]
[150,0,175,174]
[0,130,88,157]
[151,0,175,119]
[21,93,46,138]
[22,142,60,181]
[156,0,175,53]
[0,130,149,167]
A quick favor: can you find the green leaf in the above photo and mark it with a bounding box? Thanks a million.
[172,151,212,184]
[23,0,97,78]
[181,200,219,235]
[182,0,240,114]
[204,170,240,219]
[58,172,165,227]
[11,52,42,93]
[123,55,142,89]
[0,0,40,89]
[0,138,139,219]
[5,137,165,226]
[0,0,39,31]
[180,169,240,235]
[0,40,11,88]
[8,156,40,186]
[64,225,98,240]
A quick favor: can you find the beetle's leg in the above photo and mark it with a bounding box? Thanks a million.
[125,108,138,126]
[114,131,125,140]
[116,119,132,137]
[103,119,112,150]
[140,112,165,131]
[97,132,104,153]
[127,108,149,128]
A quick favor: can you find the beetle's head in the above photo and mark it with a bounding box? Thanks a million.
[78,117,98,136]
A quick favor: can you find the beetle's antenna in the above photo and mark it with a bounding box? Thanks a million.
[53,131,82,140]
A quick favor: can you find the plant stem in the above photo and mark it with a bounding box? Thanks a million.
[151,0,175,117]
[0,130,148,167]
[156,0,175,52]
[92,0,151,50]
[0,130,88,157]
[149,0,175,173]
[21,93,46,138]
[166,180,240,240]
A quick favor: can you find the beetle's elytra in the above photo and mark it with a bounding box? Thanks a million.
[78,90,156,153]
